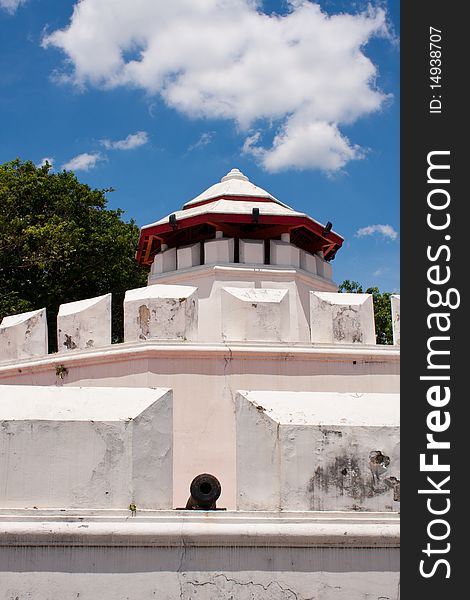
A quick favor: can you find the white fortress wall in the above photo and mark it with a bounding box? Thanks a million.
[0,385,173,510]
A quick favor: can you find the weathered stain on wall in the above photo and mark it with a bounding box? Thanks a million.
[332,307,364,343]
[237,391,400,512]
[308,449,396,511]
[124,285,198,342]
[138,304,151,339]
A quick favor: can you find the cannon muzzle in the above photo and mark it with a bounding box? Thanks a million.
[185,473,221,510]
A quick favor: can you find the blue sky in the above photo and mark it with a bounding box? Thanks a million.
[0,0,399,292]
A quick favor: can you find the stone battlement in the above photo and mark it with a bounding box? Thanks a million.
[0,283,400,363]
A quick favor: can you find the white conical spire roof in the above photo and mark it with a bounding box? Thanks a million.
[183,168,291,209]
[220,168,249,182]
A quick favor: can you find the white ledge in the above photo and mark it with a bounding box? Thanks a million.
[0,511,399,548]
[0,341,400,377]
[148,263,338,290]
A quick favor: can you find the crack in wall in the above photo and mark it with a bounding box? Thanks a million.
[185,573,304,600]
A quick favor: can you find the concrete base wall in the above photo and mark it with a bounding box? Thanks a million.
[0,548,399,599]
[0,511,399,600]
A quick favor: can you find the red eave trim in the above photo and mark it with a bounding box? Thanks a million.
[141,213,343,244]
[182,195,279,210]
[136,212,343,264]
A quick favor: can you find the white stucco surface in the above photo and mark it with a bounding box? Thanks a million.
[299,249,317,275]
[391,294,400,346]
[124,284,198,341]
[315,253,326,277]
[0,510,399,599]
[204,237,234,264]
[57,293,111,352]
[221,287,290,342]
[148,265,338,343]
[238,390,399,427]
[0,568,400,600]
[270,240,301,268]
[323,260,333,280]
[151,247,177,274]
[236,390,399,512]
[0,386,173,509]
[0,341,399,509]
[239,238,264,264]
[0,513,399,599]
[310,292,376,344]
[0,308,48,361]
[177,242,201,270]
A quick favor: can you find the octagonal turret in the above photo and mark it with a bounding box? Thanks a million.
[136,168,344,269]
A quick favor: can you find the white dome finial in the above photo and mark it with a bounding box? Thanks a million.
[221,168,249,182]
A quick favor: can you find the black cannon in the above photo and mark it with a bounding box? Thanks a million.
[185,473,221,510]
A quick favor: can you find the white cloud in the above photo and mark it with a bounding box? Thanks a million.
[43,0,392,173]
[62,152,103,171]
[249,119,364,172]
[0,0,26,13]
[188,131,215,152]
[356,224,398,241]
[101,130,148,150]
[38,157,55,168]
[242,131,263,158]
[373,267,388,277]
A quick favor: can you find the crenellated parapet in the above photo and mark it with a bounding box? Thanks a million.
[221,287,290,342]
[57,293,112,352]
[391,294,400,346]
[0,285,400,363]
[309,291,376,345]
[0,308,48,360]
[124,284,198,342]
[148,236,334,281]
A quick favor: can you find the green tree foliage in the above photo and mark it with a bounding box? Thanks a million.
[338,280,393,345]
[0,159,148,349]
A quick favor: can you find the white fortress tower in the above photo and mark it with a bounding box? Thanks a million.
[0,169,400,599]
